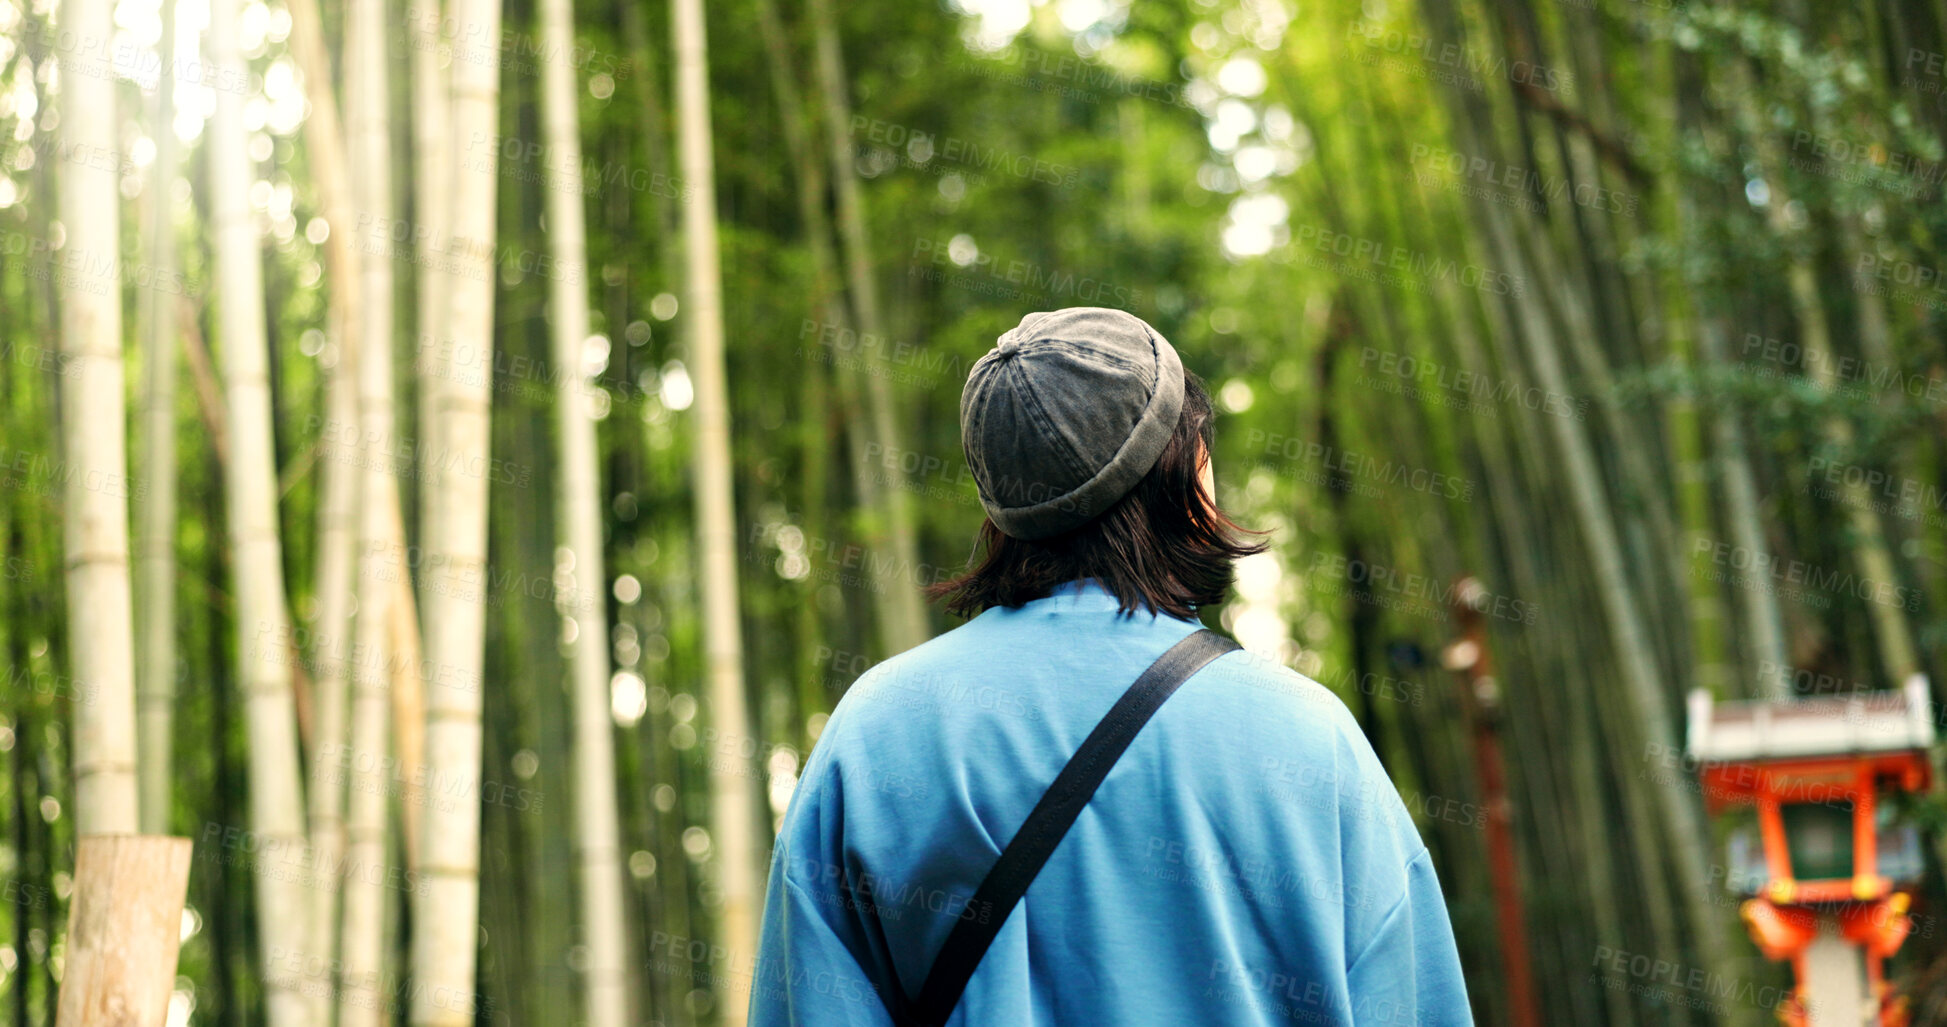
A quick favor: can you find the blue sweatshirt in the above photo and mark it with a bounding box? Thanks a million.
[750,580,1471,1025]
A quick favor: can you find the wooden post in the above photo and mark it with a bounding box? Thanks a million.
[1442,578,1543,1027]
[55,835,193,1027]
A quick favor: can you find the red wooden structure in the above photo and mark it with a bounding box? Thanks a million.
[1443,577,1541,1027]
[1688,678,1934,1026]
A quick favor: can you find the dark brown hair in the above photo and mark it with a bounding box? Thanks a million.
[928,372,1267,620]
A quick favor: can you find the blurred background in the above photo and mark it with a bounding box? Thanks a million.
[2,0,1946,1023]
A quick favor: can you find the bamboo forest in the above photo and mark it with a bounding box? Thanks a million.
[3,0,1947,1021]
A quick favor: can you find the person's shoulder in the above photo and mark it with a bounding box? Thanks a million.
[1186,647,1408,817]
[814,616,996,749]
[1194,645,1366,737]
[840,621,981,701]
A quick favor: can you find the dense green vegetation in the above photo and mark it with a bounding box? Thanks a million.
[3,0,1946,1023]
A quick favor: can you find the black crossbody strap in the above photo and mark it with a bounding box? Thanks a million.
[898,628,1241,1026]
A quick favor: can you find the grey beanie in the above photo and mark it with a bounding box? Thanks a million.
[959,307,1185,540]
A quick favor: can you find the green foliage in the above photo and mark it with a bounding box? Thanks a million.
[1,0,1945,1023]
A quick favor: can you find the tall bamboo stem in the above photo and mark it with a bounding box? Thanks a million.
[211,0,315,1014]
[287,0,364,997]
[136,0,183,836]
[408,0,502,1013]
[673,0,762,1018]
[338,0,399,1017]
[809,0,931,654]
[540,0,631,1019]
[56,0,139,843]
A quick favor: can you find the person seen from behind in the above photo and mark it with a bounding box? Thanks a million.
[750,307,1471,1025]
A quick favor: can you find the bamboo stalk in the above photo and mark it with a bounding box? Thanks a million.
[411,0,451,623]
[54,836,194,1027]
[673,0,763,1018]
[808,0,931,655]
[389,501,428,871]
[286,0,365,1002]
[136,0,183,837]
[57,0,140,842]
[210,0,315,1014]
[1728,60,1921,688]
[338,0,399,1017]
[1482,189,1733,993]
[1697,313,1792,696]
[539,0,631,1019]
[408,0,502,1013]
[753,0,923,665]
